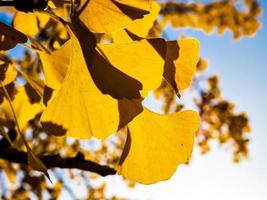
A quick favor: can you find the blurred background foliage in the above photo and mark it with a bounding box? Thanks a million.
[0,0,261,199]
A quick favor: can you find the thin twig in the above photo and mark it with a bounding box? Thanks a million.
[0,81,30,151]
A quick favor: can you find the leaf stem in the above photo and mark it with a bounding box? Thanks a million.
[0,81,30,151]
[0,80,51,180]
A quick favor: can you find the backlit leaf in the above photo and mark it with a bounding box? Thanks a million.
[13,12,39,36]
[126,1,160,38]
[164,38,200,92]
[41,32,120,139]
[0,62,16,86]
[79,0,152,33]
[111,30,133,43]
[0,86,42,130]
[119,109,200,184]
[38,41,70,90]
[13,12,50,36]
[97,38,166,97]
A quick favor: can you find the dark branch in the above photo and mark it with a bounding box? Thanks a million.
[0,0,47,12]
[0,1,14,7]
[0,147,117,176]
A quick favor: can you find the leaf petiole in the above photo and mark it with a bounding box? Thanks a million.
[0,80,51,181]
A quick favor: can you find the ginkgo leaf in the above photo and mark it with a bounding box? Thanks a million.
[126,1,160,38]
[40,32,121,139]
[0,22,27,51]
[111,34,200,93]
[164,38,200,92]
[13,12,39,36]
[78,0,151,33]
[38,41,70,90]
[97,38,166,97]
[0,63,17,86]
[118,109,200,184]
[111,29,133,43]
[0,86,42,130]
[13,12,50,36]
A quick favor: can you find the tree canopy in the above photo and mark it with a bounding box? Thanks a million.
[0,0,261,199]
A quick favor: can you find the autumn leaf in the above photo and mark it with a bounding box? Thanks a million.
[111,1,160,42]
[78,0,152,33]
[164,38,200,92]
[126,1,160,38]
[118,109,200,184]
[40,29,168,139]
[40,31,121,139]
[0,0,258,197]
[38,41,70,90]
[0,81,49,181]
[108,25,200,96]
[0,86,42,131]
[0,62,17,86]
[97,38,165,97]
[13,11,50,36]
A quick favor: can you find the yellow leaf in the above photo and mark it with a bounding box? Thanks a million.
[164,38,200,92]
[40,25,148,139]
[13,12,50,36]
[13,12,39,36]
[110,31,199,93]
[38,41,70,90]
[111,30,133,43]
[0,62,16,86]
[0,86,42,130]
[41,32,120,139]
[126,1,160,38]
[97,38,166,97]
[79,0,151,33]
[119,109,200,184]
[36,12,50,28]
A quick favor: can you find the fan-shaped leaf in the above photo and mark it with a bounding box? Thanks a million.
[119,109,200,184]
[40,32,120,139]
[79,0,152,33]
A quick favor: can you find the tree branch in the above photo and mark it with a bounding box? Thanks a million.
[0,147,117,176]
[0,1,14,7]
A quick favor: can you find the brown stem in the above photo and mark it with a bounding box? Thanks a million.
[0,146,117,176]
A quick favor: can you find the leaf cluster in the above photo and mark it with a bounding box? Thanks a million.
[0,0,259,199]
